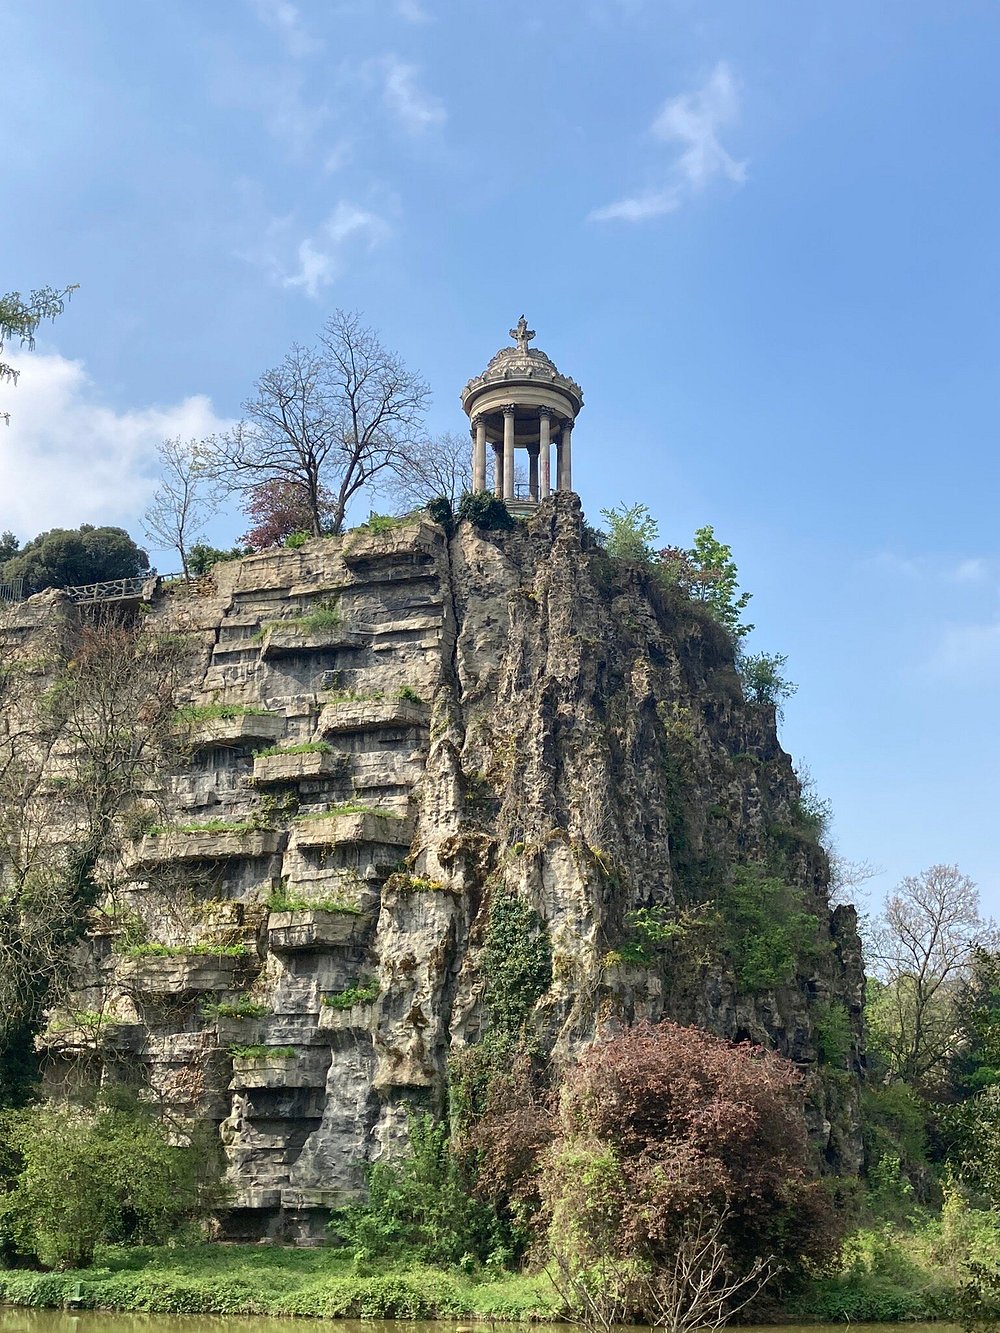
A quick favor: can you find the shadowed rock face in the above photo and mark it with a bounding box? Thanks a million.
[11,495,864,1241]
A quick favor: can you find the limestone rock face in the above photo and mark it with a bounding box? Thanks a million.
[11,498,864,1241]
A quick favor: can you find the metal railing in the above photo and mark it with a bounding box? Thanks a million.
[0,576,24,604]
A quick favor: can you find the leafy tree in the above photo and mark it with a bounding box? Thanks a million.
[541,1020,836,1317]
[207,310,430,538]
[866,865,990,1093]
[0,1093,221,1268]
[143,437,218,580]
[717,865,820,992]
[600,502,659,562]
[1,286,76,422]
[241,477,334,550]
[332,1112,504,1267]
[0,533,18,568]
[187,543,247,576]
[686,525,753,639]
[1,525,149,596]
[737,650,797,712]
[950,949,1000,1097]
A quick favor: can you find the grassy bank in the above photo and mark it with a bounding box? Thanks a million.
[0,1208,991,1323]
[0,1244,560,1320]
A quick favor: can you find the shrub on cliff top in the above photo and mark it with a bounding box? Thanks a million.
[456,492,515,530]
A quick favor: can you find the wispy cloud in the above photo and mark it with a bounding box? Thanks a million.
[396,0,431,21]
[280,202,391,298]
[590,60,746,223]
[929,620,1000,681]
[249,0,322,58]
[0,353,232,538]
[869,551,993,585]
[379,54,446,134]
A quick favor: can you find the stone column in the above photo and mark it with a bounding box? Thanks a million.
[539,411,551,499]
[559,419,574,491]
[528,446,539,501]
[502,405,516,501]
[472,417,487,493]
[493,443,503,498]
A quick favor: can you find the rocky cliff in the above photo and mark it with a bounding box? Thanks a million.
[3,495,865,1240]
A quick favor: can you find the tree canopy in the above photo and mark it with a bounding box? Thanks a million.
[0,525,149,596]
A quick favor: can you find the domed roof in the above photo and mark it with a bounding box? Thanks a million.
[461,317,584,416]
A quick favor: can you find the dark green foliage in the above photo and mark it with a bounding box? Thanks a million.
[187,543,247,576]
[456,492,515,531]
[2,525,148,595]
[332,1113,506,1267]
[716,865,820,991]
[481,892,552,1040]
[425,496,454,533]
[0,1093,222,1268]
[951,948,1000,1098]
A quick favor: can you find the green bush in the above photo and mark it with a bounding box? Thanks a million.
[425,496,454,532]
[187,543,246,576]
[323,979,380,1009]
[717,864,820,991]
[331,1112,506,1267]
[456,492,515,531]
[815,1000,853,1066]
[0,1095,221,1269]
[283,530,310,549]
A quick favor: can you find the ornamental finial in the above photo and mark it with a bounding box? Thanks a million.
[509,315,535,353]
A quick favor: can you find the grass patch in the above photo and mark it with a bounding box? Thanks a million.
[322,979,380,1009]
[229,1044,296,1060]
[258,600,342,639]
[174,703,271,723]
[200,997,270,1020]
[323,688,385,705]
[254,741,334,758]
[397,685,423,704]
[293,802,401,821]
[266,887,362,915]
[120,942,248,960]
[146,819,269,836]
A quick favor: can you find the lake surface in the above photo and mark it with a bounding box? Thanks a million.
[0,1315,961,1333]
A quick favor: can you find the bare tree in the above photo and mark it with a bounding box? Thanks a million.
[143,437,218,580]
[866,864,993,1090]
[642,1208,777,1333]
[381,430,472,511]
[207,311,430,538]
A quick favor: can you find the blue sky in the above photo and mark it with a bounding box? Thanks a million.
[3,1,1000,911]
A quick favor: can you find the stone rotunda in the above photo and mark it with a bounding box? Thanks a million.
[461,317,584,511]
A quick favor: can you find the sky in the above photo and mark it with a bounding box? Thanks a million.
[3,0,1000,913]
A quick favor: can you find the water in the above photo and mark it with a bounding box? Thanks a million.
[0,1315,960,1333]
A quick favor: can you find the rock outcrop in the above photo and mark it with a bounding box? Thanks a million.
[4,496,864,1240]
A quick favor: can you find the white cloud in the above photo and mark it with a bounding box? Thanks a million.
[396,0,431,21]
[869,551,994,585]
[651,60,746,191]
[380,55,446,134]
[281,202,391,298]
[249,0,322,58]
[0,353,232,539]
[590,60,746,223]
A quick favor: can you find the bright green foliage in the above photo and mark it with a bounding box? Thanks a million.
[717,865,820,991]
[332,1113,506,1267]
[254,741,333,757]
[397,684,423,703]
[229,1044,295,1060]
[0,1094,219,1269]
[200,997,269,1020]
[323,979,380,1009]
[283,530,310,548]
[456,492,515,530]
[354,512,403,535]
[120,941,247,959]
[599,502,659,562]
[687,524,754,638]
[738,650,798,710]
[174,703,270,723]
[814,1000,853,1066]
[861,1082,931,1208]
[265,886,361,914]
